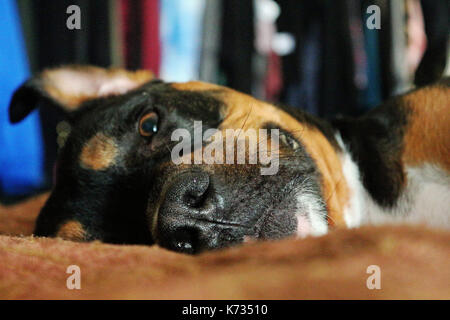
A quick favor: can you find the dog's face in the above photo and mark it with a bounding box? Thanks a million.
[10,66,347,253]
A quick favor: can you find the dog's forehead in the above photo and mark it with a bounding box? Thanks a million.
[72,80,307,174]
[74,80,293,132]
[168,81,298,131]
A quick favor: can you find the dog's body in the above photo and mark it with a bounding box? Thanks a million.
[334,87,450,230]
[9,66,449,253]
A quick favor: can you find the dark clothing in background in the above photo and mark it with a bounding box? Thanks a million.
[32,0,111,69]
[276,0,448,117]
[219,0,254,94]
[362,10,382,111]
[121,0,141,70]
[199,0,223,84]
[18,0,112,187]
[5,0,449,201]
[321,0,358,118]
[276,1,359,118]
[414,0,449,86]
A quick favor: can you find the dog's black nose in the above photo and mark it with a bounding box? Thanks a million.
[157,171,221,254]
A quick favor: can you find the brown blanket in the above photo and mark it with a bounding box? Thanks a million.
[0,193,449,299]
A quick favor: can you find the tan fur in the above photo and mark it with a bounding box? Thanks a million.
[56,220,86,241]
[1,169,449,300]
[42,66,154,110]
[0,225,448,299]
[80,133,119,170]
[402,84,450,172]
[171,81,350,226]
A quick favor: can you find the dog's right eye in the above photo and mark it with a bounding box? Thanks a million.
[139,112,159,137]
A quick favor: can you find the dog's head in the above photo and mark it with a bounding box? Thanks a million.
[10,66,349,253]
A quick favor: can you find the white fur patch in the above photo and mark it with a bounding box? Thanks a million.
[335,133,364,228]
[335,133,450,229]
[295,184,328,237]
[362,165,450,229]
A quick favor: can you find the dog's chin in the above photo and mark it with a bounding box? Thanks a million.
[248,193,327,241]
[247,209,298,241]
[248,211,323,242]
[294,190,329,237]
[295,214,312,238]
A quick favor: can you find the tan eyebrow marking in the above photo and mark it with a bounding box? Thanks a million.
[56,220,86,241]
[80,133,119,170]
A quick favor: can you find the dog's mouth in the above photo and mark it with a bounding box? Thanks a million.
[148,182,277,252]
[147,166,319,252]
[251,210,297,240]
[190,217,250,229]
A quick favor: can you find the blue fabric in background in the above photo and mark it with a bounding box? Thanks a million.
[0,0,44,196]
[160,0,205,82]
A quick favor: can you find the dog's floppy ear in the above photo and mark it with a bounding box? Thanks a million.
[9,65,154,123]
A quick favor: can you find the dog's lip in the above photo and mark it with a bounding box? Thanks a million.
[191,216,249,229]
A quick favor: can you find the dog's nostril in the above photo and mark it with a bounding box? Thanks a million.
[171,227,198,254]
[175,240,193,251]
[184,187,209,208]
[166,171,210,209]
[158,172,216,253]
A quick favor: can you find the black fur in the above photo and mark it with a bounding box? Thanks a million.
[333,96,410,208]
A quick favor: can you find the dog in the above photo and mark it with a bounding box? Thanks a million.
[8,65,449,254]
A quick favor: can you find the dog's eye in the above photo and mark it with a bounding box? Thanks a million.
[279,131,300,150]
[139,112,159,137]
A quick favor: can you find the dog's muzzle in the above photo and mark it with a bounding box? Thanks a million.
[155,171,246,254]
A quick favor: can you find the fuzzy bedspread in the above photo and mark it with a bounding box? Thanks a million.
[0,193,449,299]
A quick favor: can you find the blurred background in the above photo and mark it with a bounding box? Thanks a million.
[0,0,449,203]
